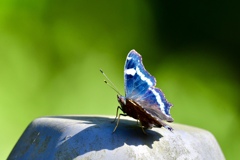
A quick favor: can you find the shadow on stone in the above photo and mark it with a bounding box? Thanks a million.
[51,116,162,159]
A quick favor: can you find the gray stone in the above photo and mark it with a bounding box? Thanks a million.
[8,116,225,160]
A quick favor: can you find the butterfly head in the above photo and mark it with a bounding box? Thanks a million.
[117,95,126,106]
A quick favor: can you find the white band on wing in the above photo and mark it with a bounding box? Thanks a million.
[125,68,136,76]
[136,67,153,86]
[149,88,170,117]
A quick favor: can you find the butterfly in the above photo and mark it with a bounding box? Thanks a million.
[101,50,173,133]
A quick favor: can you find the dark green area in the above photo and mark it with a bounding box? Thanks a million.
[0,1,239,159]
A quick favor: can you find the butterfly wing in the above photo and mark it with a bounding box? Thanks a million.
[124,50,173,122]
[124,50,156,98]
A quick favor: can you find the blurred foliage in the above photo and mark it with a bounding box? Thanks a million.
[0,0,239,159]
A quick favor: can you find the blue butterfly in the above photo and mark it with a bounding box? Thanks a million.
[101,50,173,133]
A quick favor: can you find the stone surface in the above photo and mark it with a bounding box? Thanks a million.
[8,115,225,160]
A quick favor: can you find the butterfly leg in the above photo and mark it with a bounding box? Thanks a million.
[112,113,127,133]
[140,124,147,135]
[112,106,123,123]
[164,125,173,132]
[137,117,147,134]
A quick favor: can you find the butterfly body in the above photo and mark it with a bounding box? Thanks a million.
[115,50,174,132]
[118,95,164,129]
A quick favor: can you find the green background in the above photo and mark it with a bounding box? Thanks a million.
[0,1,239,159]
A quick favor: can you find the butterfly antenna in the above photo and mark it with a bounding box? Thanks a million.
[100,69,122,96]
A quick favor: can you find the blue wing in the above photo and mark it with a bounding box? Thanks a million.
[124,50,173,121]
[124,50,156,98]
